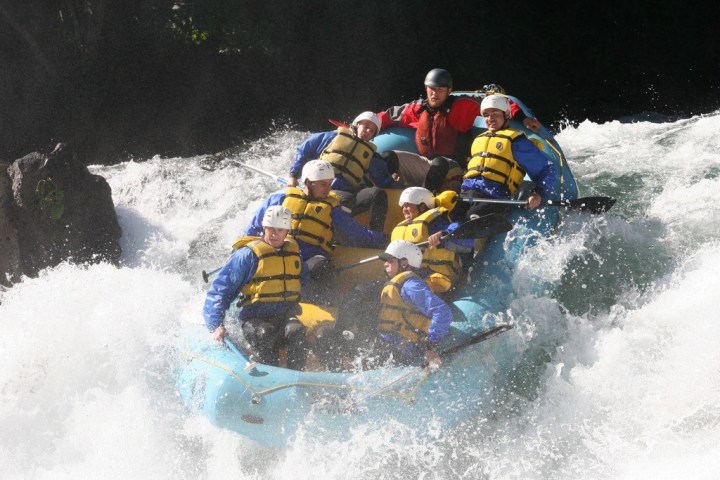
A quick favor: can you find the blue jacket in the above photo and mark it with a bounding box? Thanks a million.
[378,274,453,360]
[243,192,387,261]
[461,136,557,198]
[289,131,403,191]
[401,275,453,345]
[202,244,306,331]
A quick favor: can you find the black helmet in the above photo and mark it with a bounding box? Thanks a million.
[424,68,453,88]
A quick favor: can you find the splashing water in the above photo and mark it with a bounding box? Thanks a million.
[3,114,720,479]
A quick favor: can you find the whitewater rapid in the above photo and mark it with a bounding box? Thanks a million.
[2,114,720,479]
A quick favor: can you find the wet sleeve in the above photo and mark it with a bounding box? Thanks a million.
[402,278,453,345]
[290,132,335,178]
[378,103,409,129]
[512,138,557,197]
[202,248,257,332]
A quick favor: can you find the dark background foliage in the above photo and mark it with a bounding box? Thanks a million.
[1,0,718,163]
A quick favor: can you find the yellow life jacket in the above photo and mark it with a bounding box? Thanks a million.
[231,235,260,251]
[465,128,527,195]
[391,208,460,286]
[282,187,340,253]
[434,190,458,211]
[320,127,377,189]
[377,271,432,343]
[238,239,302,306]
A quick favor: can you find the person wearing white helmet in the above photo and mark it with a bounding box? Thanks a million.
[392,187,474,294]
[374,68,542,193]
[203,205,308,370]
[351,111,382,140]
[327,239,452,370]
[243,159,387,277]
[287,111,403,231]
[375,240,452,367]
[460,94,557,220]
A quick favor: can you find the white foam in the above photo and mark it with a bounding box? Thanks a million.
[3,114,720,478]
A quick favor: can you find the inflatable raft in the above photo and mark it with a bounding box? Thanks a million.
[178,93,580,448]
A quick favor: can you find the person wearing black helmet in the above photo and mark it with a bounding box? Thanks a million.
[376,68,540,194]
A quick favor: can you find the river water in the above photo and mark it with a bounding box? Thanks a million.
[2,113,720,479]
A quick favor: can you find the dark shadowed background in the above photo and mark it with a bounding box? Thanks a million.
[1,0,718,163]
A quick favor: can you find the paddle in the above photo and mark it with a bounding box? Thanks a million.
[461,195,616,214]
[362,323,513,400]
[437,324,512,358]
[202,267,222,283]
[422,323,513,370]
[335,213,513,272]
[223,337,268,383]
[328,118,351,129]
[233,160,289,185]
[223,337,247,360]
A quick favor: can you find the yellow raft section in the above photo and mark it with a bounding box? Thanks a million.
[295,244,384,333]
[295,188,490,334]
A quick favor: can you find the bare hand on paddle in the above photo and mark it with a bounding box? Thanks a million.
[523,116,541,132]
[526,192,542,210]
[425,350,442,371]
[427,231,443,248]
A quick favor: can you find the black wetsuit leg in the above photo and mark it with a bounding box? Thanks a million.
[354,187,388,231]
[423,156,450,194]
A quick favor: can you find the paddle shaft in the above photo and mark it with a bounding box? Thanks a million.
[419,324,514,370]
[335,236,437,271]
[223,337,245,359]
[364,324,514,400]
[438,324,512,358]
[463,195,615,213]
[234,160,288,185]
[202,267,222,283]
[201,161,287,282]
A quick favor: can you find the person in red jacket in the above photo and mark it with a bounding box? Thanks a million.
[377,68,540,193]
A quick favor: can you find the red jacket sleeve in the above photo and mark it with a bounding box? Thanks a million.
[378,102,422,130]
[448,98,481,132]
[508,99,529,122]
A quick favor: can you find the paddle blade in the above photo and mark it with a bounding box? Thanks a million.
[550,196,616,214]
[448,213,513,239]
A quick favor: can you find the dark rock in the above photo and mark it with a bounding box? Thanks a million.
[0,163,22,285]
[1,143,122,287]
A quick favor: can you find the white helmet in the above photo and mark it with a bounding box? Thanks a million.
[399,186,435,208]
[262,205,292,230]
[302,159,335,182]
[352,111,381,134]
[379,240,423,269]
[480,94,511,114]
